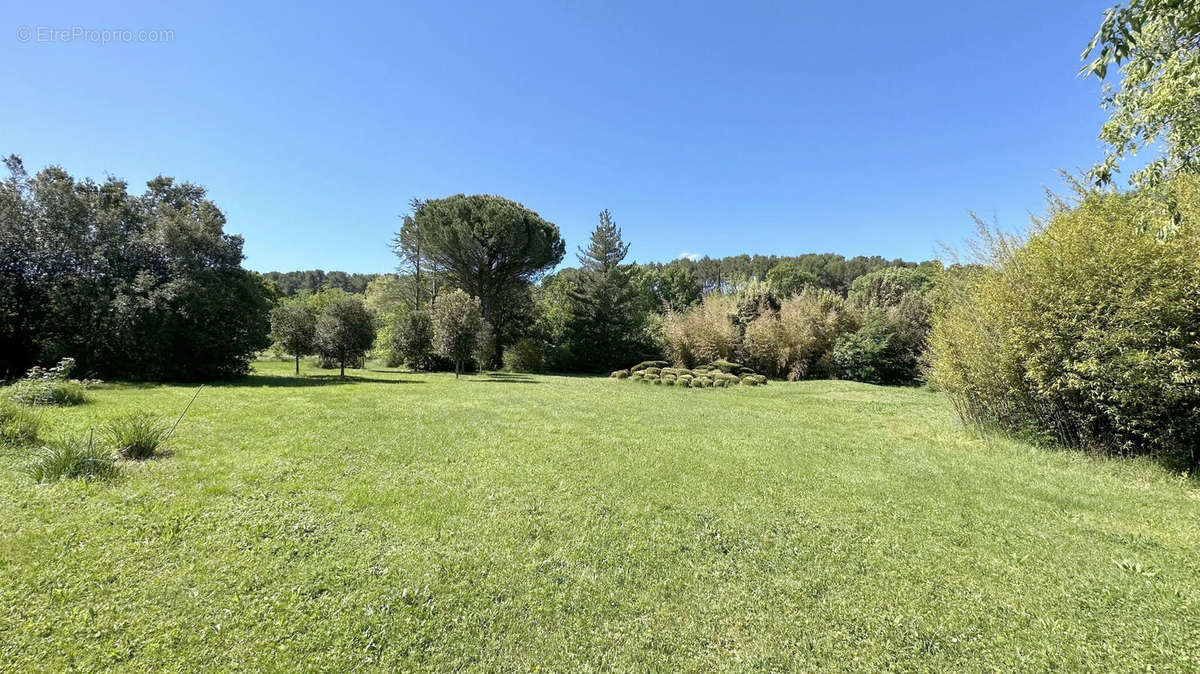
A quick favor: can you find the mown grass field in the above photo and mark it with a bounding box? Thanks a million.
[1,360,1197,671]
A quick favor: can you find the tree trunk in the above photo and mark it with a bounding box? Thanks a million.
[295,354,300,375]
[455,359,460,379]
[340,358,345,378]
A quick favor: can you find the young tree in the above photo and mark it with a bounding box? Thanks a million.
[270,298,317,374]
[391,309,435,370]
[314,296,375,377]
[567,210,644,371]
[397,195,565,365]
[433,289,485,378]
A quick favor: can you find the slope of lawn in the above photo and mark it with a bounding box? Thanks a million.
[1,359,1197,671]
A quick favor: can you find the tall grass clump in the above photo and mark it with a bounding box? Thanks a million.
[25,435,119,483]
[743,288,861,380]
[929,175,1200,464]
[104,412,171,460]
[662,295,740,367]
[0,399,40,447]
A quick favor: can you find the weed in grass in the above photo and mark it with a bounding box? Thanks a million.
[104,412,170,460]
[24,435,119,482]
[0,399,39,447]
[8,378,89,406]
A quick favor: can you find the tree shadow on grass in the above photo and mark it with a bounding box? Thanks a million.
[212,374,425,388]
[473,372,538,384]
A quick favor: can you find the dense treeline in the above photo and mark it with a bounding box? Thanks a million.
[262,270,381,296]
[0,156,271,380]
[349,198,934,377]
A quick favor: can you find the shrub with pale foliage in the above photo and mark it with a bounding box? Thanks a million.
[930,175,1200,463]
[742,288,861,380]
[662,295,740,368]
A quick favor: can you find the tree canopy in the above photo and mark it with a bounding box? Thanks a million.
[0,156,271,380]
[396,194,565,365]
[314,296,375,377]
[1082,0,1200,186]
[566,211,646,371]
[433,289,486,377]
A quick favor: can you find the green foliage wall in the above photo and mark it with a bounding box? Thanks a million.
[930,176,1200,462]
[0,156,271,380]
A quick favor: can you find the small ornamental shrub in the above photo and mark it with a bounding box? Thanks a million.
[643,367,662,376]
[0,400,39,447]
[104,412,170,460]
[678,374,694,385]
[8,359,91,406]
[25,435,119,483]
[710,359,742,374]
[503,338,543,373]
[631,360,669,372]
[611,369,630,379]
[631,370,644,380]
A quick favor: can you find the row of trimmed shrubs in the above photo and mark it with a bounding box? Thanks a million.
[610,360,768,388]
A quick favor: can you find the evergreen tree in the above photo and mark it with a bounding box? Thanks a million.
[567,210,644,371]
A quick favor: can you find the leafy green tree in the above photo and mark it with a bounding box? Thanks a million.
[566,210,645,371]
[314,297,375,377]
[397,195,565,365]
[270,299,317,374]
[433,289,485,378]
[654,263,702,309]
[1082,0,1200,186]
[765,261,819,298]
[847,266,935,307]
[391,310,436,370]
[0,156,271,380]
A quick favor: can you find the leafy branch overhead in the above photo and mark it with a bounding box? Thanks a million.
[1082,0,1200,186]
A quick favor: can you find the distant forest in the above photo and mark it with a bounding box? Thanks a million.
[263,253,933,297]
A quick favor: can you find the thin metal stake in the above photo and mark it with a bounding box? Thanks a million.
[165,385,204,443]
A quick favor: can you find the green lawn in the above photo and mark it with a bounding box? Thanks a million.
[2,360,1197,671]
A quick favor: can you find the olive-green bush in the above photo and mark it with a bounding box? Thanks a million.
[930,176,1200,463]
[502,338,543,373]
[610,369,630,379]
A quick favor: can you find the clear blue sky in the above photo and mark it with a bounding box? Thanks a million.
[3,0,1114,272]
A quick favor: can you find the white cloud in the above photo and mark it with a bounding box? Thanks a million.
[678,251,701,261]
